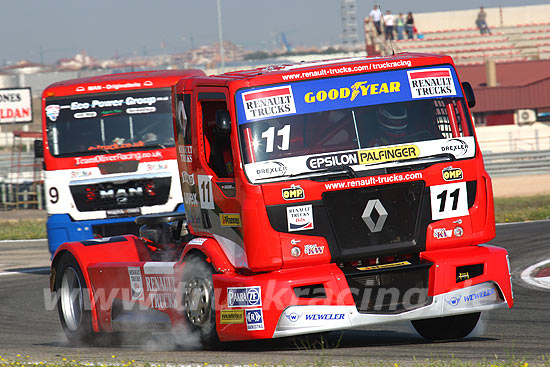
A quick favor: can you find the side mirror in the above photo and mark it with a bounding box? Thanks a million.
[215,110,231,137]
[462,82,476,108]
[34,139,43,158]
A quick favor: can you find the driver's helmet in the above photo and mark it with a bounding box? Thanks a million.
[376,104,408,137]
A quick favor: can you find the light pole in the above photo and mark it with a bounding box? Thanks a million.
[217,0,225,72]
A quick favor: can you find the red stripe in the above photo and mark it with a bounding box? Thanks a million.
[244,87,290,101]
[409,70,450,79]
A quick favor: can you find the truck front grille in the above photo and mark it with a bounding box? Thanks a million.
[70,177,171,212]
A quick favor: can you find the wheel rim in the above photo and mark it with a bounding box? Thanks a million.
[60,267,83,332]
[183,277,211,326]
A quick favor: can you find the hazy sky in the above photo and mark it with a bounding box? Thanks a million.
[1,0,547,64]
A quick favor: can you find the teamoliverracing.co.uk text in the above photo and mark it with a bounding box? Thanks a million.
[324,172,423,190]
[281,60,413,81]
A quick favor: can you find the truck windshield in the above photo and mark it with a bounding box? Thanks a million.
[45,88,174,157]
[236,66,475,183]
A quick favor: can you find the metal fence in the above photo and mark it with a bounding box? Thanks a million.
[483,149,550,177]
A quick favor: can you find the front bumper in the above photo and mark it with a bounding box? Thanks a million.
[213,244,512,341]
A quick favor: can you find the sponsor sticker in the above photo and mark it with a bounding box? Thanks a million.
[220,213,242,227]
[407,68,457,98]
[357,261,411,271]
[46,104,60,121]
[245,308,265,331]
[306,152,359,170]
[128,266,144,301]
[441,138,468,157]
[188,237,208,246]
[446,288,496,307]
[304,244,324,255]
[282,185,305,201]
[284,311,303,322]
[358,145,419,165]
[287,204,314,232]
[254,161,287,179]
[433,228,453,239]
[227,286,262,308]
[184,192,199,207]
[182,171,195,186]
[304,313,345,321]
[179,145,193,163]
[220,309,244,324]
[242,85,296,121]
[442,166,463,181]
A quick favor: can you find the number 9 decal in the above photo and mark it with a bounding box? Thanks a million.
[49,187,59,204]
[430,182,468,220]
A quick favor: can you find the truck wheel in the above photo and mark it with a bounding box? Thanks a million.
[181,254,219,348]
[411,312,481,341]
[55,253,96,345]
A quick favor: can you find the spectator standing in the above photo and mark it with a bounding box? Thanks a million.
[405,12,415,39]
[476,6,492,34]
[369,5,383,36]
[383,10,395,40]
[396,13,405,40]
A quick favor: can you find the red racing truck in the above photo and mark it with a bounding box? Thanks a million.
[50,53,513,347]
[42,70,204,255]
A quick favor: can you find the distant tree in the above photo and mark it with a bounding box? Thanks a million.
[244,51,271,60]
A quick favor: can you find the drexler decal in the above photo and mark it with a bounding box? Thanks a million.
[220,213,242,227]
[282,185,305,200]
[357,260,411,271]
[220,309,244,324]
[442,166,463,181]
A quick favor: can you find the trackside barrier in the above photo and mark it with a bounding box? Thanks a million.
[483,149,550,176]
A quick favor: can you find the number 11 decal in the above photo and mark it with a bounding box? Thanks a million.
[198,175,214,210]
[430,182,469,220]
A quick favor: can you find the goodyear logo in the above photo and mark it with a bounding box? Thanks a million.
[220,213,242,227]
[442,166,463,181]
[282,185,305,201]
[357,261,411,271]
[358,145,419,165]
[220,309,244,324]
[304,81,401,103]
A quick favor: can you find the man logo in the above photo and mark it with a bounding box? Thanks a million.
[362,199,388,233]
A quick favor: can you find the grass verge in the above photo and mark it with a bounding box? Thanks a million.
[0,219,46,240]
[494,195,550,223]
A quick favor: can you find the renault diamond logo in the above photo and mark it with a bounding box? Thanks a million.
[362,199,388,232]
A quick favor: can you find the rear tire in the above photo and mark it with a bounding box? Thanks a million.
[181,254,219,348]
[411,312,481,341]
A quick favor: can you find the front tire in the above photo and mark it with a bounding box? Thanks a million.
[181,254,219,348]
[411,312,481,341]
[55,253,96,345]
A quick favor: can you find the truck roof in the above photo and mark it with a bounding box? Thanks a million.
[43,69,206,97]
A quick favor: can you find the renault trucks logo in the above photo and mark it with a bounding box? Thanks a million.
[362,199,387,232]
[242,86,296,121]
[407,68,456,98]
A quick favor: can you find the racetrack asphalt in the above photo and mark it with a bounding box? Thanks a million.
[0,221,548,366]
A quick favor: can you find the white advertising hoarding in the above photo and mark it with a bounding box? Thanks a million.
[0,87,32,123]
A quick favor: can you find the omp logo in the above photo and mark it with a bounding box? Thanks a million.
[282,185,305,200]
[442,166,463,181]
[358,145,419,165]
[304,81,401,103]
[99,187,143,204]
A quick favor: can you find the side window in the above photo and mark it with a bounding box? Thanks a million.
[175,94,192,145]
[199,94,233,179]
